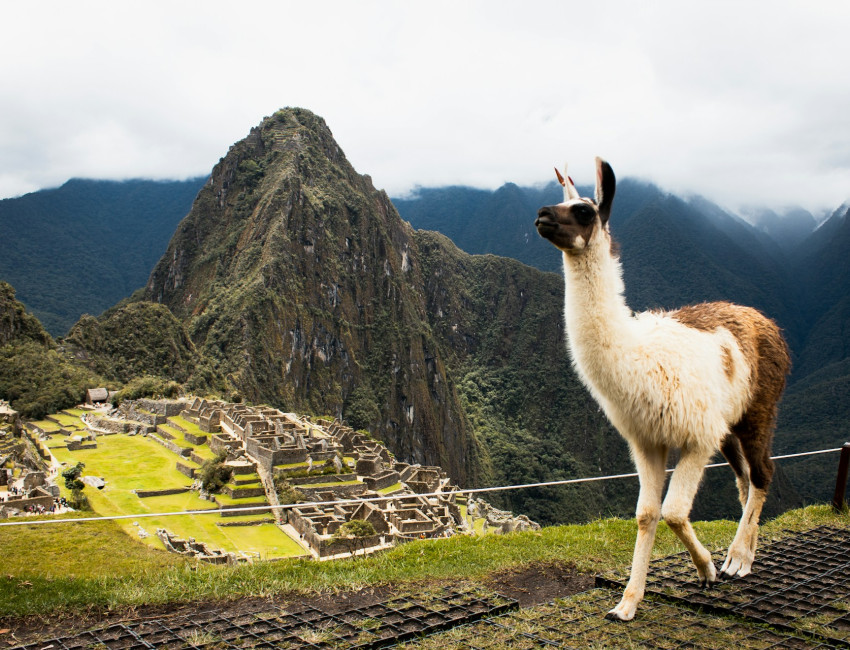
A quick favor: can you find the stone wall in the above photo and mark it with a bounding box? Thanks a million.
[363,470,401,492]
[67,440,97,451]
[87,414,128,433]
[136,487,190,498]
[137,399,185,417]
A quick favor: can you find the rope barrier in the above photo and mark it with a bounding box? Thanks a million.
[0,446,843,528]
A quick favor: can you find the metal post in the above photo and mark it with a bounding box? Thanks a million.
[833,442,850,512]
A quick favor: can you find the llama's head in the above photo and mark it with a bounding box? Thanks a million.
[535,157,616,254]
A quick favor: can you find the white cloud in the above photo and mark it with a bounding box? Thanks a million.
[1,0,849,213]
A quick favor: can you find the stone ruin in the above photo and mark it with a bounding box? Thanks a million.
[53,395,540,560]
[466,496,540,534]
[156,528,247,565]
[1,405,62,519]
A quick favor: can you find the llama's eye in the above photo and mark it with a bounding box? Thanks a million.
[572,204,595,224]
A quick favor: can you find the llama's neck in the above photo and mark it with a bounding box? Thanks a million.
[561,242,636,370]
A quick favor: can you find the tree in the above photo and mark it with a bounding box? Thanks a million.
[329,519,376,557]
[343,386,380,432]
[61,462,85,491]
[61,462,88,509]
[198,451,232,493]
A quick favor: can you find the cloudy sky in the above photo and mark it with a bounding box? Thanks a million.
[2,1,849,214]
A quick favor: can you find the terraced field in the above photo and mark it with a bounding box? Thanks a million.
[32,410,305,560]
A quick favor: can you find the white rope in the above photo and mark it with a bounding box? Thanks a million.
[0,446,844,528]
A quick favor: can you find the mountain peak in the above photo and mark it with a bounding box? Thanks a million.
[141,108,481,484]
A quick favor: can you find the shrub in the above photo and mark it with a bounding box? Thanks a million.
[110,375,180,406]
[198,451,232,493]
[61,462,90,510]
[273,476,305,505]
[329,519,377,557]
[61,462,85,491]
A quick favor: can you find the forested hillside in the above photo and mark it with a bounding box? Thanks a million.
[0,281,100,418]
[0,177,205,336]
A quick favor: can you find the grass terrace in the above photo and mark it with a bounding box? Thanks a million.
[191,443,218,462]
[43,421,302,560]
[28,420,61,434]
[377,482,403,494]
[47,413,86,429]
[168,414,206,436]
[63,408,93,417]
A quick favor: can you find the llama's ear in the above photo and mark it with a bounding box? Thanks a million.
[556,164,580,202]
[595,157,616,224]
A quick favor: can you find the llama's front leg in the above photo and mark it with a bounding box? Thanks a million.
[607,443,667,622]
[661,446,716,586]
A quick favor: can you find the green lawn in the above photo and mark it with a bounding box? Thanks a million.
[303,480,362,488]
[228,481,264,491]
[49,432,302,560]
[64,408,93,417]
[231,472,261,483]
[377,482,403,494]
[274,461,310,470]
[191,444,218,461]
[28,420,61,433]
[169,415,205,436]
[213,492,268,507]
[156,423,183,438]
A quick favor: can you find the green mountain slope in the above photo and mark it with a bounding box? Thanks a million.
[0,177,205,336]
[0,281,100,418]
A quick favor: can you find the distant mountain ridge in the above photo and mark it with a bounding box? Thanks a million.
[0,176,206,336]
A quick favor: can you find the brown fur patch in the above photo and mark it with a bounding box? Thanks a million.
[671,301,791,490]
[721,344,735,379]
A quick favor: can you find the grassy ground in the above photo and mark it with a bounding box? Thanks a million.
[28,420,61,433]
[47,413,85,428]
[42,426,302,560]
[0,504,844,619]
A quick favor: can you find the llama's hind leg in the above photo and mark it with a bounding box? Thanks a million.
[721,427,773,578]
[720,451,773,578]
[661,445,717,586]
[720,434,750,511]
[608,443,667,622]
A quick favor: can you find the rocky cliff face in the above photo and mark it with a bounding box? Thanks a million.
[144,109,482,484]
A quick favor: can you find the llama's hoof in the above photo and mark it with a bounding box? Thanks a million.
[606,603,637,621]
[697,560,717,587]
[720,552,753,578]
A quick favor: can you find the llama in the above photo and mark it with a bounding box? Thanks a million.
[535,158,790,621]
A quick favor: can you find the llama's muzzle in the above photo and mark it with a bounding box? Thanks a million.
[535,207,558,239]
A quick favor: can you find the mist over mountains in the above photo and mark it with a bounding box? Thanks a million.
[1,108,848,523]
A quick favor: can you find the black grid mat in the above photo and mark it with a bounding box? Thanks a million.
[12,588,516,649]
[599,525,850,647]
[396,589,840,649]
